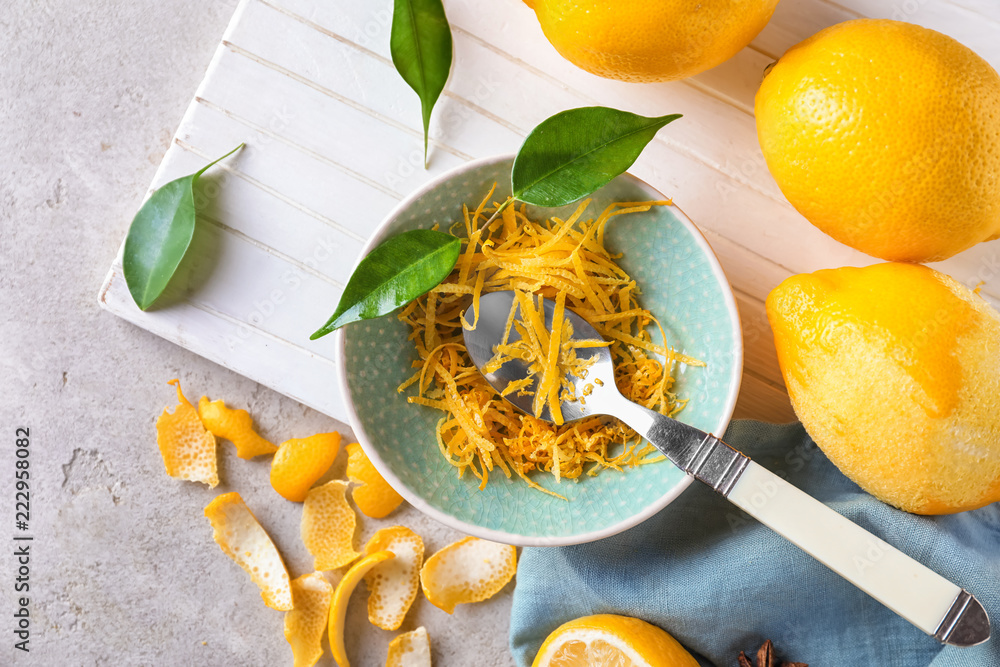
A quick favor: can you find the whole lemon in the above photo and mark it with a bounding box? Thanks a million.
[755,20,1000,262]
[523,0,779,83]
[767,263,1000,514]
[532,614,700,667]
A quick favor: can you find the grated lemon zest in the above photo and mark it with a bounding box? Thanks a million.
[398,189,699,496]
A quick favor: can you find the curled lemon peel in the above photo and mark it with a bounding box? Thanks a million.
[386,626,432,667]
[156,379,219,487]
[329,550,395,667]
[203,492,293,611]
[346,443,405,518]
[198,396,277,459]
[364,526,425,630]
[301,480,361,571]
[271,432,342,502]
[419,536,516,614]
[283,572,333,667]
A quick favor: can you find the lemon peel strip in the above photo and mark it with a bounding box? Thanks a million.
[329,550,395,667]
[346,443,405,519]
[270,432,341,502]
[203,492,293,611]
[156,379,219,487]
[364,526,425,630]
[386,626,432,667]
[419,536,516,614]
[283,572,333,667]
[398,196,697,492]
[198,396,277,459]
[301,480,361,571]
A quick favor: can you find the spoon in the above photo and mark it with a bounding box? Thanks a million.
[462,290,990,648]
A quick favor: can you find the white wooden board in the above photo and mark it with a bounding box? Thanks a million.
[100,0,1000,426]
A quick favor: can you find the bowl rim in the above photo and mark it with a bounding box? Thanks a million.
[334,153,743,546]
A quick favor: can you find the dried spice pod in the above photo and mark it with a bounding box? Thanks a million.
[737,639,807,667]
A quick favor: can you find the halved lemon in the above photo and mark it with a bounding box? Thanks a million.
[532,614,699,667]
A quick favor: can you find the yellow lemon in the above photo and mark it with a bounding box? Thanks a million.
[767,263,1000,514]
[532,614,700,667]
[523,0,779,82]
[755,19,1000,262]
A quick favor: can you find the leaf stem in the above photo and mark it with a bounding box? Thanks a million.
[423,124,429,169]
[194,142,245,178]
[482,196,514,228]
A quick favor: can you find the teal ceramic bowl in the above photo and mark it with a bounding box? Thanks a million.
[335,155,742,546]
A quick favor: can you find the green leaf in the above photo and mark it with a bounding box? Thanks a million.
[122,144,243,310]
[310,229,460,339]
[390,0,453,166]
[511,107,682,207]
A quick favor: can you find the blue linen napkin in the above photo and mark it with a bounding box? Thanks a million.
[509,420,1000,667]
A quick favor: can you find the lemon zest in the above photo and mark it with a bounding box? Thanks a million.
[398,192,699,494]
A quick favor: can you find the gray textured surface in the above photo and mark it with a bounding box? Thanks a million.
[0,2,515,664]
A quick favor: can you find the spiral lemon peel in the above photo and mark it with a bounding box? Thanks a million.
[328,550,395,667]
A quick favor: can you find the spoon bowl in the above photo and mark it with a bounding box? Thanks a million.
[463,290,617,423]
